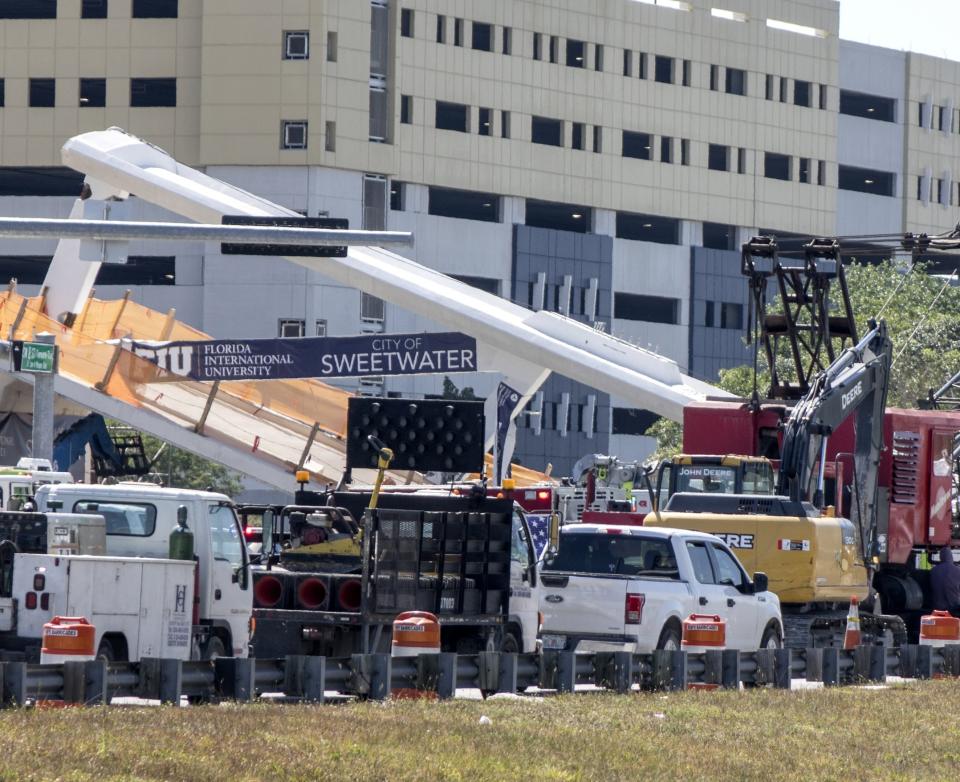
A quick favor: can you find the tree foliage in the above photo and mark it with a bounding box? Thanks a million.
[644,260,960,457]
[140,434,244,496]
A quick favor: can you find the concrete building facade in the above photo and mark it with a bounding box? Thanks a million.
[0,0,958,476]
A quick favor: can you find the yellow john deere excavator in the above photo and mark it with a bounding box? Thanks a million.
[645,320,907,647]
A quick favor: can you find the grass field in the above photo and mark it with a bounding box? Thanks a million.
[1,681,959,781]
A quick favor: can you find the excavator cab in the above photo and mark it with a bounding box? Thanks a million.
[653,455,775,510]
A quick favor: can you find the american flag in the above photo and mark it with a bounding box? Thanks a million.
[526,513,552,559]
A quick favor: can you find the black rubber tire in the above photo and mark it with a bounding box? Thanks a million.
[656,623,682,651]
[202,636,227,660]
[760,622,783,649]
[96,638,117,663]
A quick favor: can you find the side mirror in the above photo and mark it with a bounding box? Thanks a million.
[548,512,560,554]
[753,572,769,594]
[261,509,274,560]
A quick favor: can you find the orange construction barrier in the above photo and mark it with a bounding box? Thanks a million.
[919,610,960,647]
[391,610,441,700]
[40,616,96,664]
[842,597,861,650]
[682,613,726,690]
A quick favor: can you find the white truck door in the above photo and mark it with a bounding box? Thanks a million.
[204,502,251,656]
[139,560,193,660]
[681,540,742,648]
[138,562,164,658]
[708,542,761,650]
[73,559,143,658]
[509,507,539,652]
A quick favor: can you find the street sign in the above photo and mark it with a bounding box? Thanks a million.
[12,341,56,374]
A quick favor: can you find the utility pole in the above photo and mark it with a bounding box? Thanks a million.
[28,333,57,465]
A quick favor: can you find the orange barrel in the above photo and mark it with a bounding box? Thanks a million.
[682,613,726,691]
[919,610,960,648]
[40,616,96,664]
[391,611,441,699]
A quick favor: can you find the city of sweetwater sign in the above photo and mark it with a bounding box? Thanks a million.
[12,341,56,374]
[128,332,478,381]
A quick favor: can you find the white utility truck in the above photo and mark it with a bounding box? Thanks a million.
[32,483,252,660]
[539,524,783,653]
[0,458,74,511]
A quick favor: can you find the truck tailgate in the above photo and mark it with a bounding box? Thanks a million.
[540,572,628,637]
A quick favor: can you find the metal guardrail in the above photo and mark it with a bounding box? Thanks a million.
[2,645,959,706]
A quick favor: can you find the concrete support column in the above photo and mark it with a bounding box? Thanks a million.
[31,332,57,465]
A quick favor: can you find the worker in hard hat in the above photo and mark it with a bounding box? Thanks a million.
[931,546,960,616]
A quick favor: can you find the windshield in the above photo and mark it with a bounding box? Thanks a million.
[743,462,775,494]
[544,533,679,579]
[208,503,245,568]
[675,465,738,494]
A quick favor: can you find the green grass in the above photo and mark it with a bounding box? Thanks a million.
[1,682,958,781]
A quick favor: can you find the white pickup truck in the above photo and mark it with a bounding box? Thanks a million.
[539,524,783,652]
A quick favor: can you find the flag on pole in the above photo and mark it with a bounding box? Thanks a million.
[494,382,523,485]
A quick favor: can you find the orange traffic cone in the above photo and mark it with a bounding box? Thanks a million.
[842,596,861,649]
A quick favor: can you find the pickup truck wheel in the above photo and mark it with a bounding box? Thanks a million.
[656,624,682,651]
[760,623,782,649]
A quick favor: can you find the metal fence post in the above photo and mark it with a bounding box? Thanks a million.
[853,646,872,682]
[215,657,256,701]
[821,648,840,686]
[941,645,960,677]
[498,653,518,694]
[62,660,87,704]
[869,645,886,682]
[556,652,576,693]
[83,659,108,706]
[159,659,183,705]
[805,648,822,683]
[915,645,933,680]
[2,662,27,706]
[595,651,633,694]
[652,649,687,691]
[721,649,740,689]
[773,648,792,689]
[477,652,500,694]
[754,649,775,686]
[433,653,457,700]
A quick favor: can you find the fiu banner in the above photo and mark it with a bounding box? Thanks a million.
[128,332,477,382]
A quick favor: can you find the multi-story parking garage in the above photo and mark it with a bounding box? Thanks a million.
[2,0,959,476]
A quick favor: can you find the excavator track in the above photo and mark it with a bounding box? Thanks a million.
[783,609,908,649]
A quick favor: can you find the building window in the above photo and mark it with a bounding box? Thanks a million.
[360,293,385,322]
[623,49,633,77]
[765,74,774,100]
[501,110,511,138]
[82,0,108,19]
[682,59,691,86]
[737,147,746,174]
[532,116,563,146]
[661,136,673,163]
[400,95,412,124]
[681,138,690,166]
[818,83,828,110]
[453,18,463,46]
[779,77,788,103]
[593,126,603,153]
[79,78,106,107]
[363,174,387,230]
[567,39,585,68]
[703,223,736,251]
[400,9,414,38]
[726,67,746,95]
[428,187,500,223]
[29,79,55,108]
[710,64,719,91]
[369,87,387,141]
[708,144,729,172]
[840,90,896,122]
[472,21,492,51]
[436,14,446,43]
[279,319,305,338]
[799,157,811,184]
[838,165,895,197]
[533,32,542,60]
[720,302,743,330]
[281,120,308,149]
[638,52,648,79]
[764,152,791,181]
[704,301,715,326]
[549,35,559,63]
[917,176,926,201]
[594,44,604,71]
[95,256,176,286]
[130,77,176,107]
[435,101,469,132]
[389,181,404,211]
[1,0,56,17]
[654,55,674,84]
[622,131,652,160]
[315,320,327,337]
[817,160,826,186]
[327,31,338,62]
[324,121,336,152]
[614,293,679,324]
[616,212,680,244]
[938,178,946,203]
[478,107,492,136]
[451,275,501,295]
[0,79,4,108]
[284,30,309,59]
[526,200,591,233]
[611,408,658,437]
[502,26,512,55]
[132,0,177,18]
[794,79,811,107]
[572,122,585,150]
